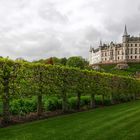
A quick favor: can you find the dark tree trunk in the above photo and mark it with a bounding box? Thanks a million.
[102,94,105,105]
[90,94,96,108]
[2,78,10,124]
[110,93,114,105]
[37,71,43,116]
[133,93,136,100]
[77,92,81,110]
[37,95,43,116]
[62,93,68,113]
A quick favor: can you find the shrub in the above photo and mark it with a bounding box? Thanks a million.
[44,97,62,111]
[10,98,37,115]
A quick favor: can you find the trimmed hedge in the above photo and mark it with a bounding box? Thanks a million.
[0,58,140,124]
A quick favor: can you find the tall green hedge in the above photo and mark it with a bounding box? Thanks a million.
[0,58,140,124]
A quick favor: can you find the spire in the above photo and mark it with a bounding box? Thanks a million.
[99,40,102,46]
[89,45,92,52]
[123,24,128,36]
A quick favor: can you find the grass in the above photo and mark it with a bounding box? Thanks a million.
[1,101,140,140]
[100,63,140,77]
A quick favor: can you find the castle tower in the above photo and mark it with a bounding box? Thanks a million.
[122,25,129,61]
[99,40,102,47]
[89,45,93,65]
[122,25,129,43]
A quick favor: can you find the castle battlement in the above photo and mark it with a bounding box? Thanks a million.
[89,25,140,65]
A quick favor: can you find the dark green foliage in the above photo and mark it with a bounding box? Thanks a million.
[66,56,88,69]
[68,96,90,110]
[44,97,62,111]
[60,58,67,66]
[10,98,37,115]
[100,63,140,77]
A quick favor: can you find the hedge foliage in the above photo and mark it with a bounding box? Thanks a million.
[0,58,140,124]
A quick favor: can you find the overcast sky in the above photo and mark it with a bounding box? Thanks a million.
[0,0,140,60]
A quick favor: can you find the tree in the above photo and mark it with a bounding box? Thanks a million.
[46,57,54,65]
[0,59,22,124]
[60,58,67,66]
[66,56,87,69]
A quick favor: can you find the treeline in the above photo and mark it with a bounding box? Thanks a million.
[33,56,89,69]
[0,58,140,125]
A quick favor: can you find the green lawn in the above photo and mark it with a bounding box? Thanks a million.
[99,63,140,77]
[1,101,140,140]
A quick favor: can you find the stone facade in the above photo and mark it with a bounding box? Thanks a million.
[89,25,140,65]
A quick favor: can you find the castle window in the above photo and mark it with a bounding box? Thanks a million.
[131,56,133,59]
[131,48,133,54]
[135,44,137,47]
[129,49,131,54]
[118,57,119,60]
[135,48,137,54]
[118,51,119,55]
[135,56,137,59]
[126,49,129,55]
[131,44,133,47]
[110,51,113,56]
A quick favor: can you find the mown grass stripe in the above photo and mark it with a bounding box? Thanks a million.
[1,101,140,140]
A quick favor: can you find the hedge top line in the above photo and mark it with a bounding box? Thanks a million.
[0,57,138,82]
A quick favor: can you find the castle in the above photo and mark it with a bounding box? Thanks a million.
[89,25,140,65]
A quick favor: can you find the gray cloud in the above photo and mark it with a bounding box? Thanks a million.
[39,3,69,24]
[0,0,140,60]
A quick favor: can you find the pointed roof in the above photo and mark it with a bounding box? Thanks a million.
[99,40,102,46]
[89,45,93,52]
[123,25,128,36]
